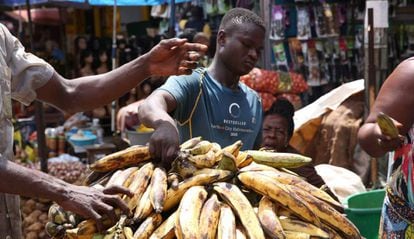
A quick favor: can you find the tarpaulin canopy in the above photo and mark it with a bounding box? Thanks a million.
[88,0,189,6]
[0,0,189,7]
[0,0,85,8]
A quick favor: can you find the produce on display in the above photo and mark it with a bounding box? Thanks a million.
[20,161,86,239]
[45,137,361,239]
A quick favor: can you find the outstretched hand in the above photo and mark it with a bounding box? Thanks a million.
[145,38,208,76]
[56,184,133,231]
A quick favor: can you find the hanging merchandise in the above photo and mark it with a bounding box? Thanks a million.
[272,42,289,72]
[296,6,311,40]
[339,37,351,82]
[306,40,322,86]
[218,0,231,15]
[315,40,329,85]
[205,0,219,15]
[269,4,286,41]
[322,2,338,37]
[323,39,335,83]
[288,38,305,72]
[151,4,169,18]
[313,4,328,38]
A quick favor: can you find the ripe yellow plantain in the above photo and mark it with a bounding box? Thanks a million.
[239,161,280,173]
[76,220,97,236]
[118,167,140,188]
[180,136,203,150]
[211,142,222,153]
[199,193,221,239]
[105,169,123,187]
[175,186,207,239]
[149,211,177,239]
[257,170,342,209]
[124,163,154,211]
[217,151,238,171]
[286,184,361,238]
[245,150,312,168]
[134,182,154,223]
[319,223,344,239]
[163,170,232,212]
[133,213,163,239]
[235,151,253,168]
[213,182,265,239]
[167,173,181,190]
[235,224,247,239]
[258,196,285,239]
[90,145,151,172]
[377,112,399,138]
[187,140,213,155]
[279,218,329,238]
[123,226,134,239]
[284,231,311,239]
[150,167,168,213]
[193,168,234,180]
[171,153,198,178]
[223,140,243,158]
[217,203,236,239]
[188,149,217,168]
[237,172,321,227]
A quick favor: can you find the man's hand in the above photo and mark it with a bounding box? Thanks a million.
[145,38,208,76]
[149,121,180,168]
[56,185,133,231]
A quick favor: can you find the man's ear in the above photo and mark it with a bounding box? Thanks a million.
[217,30,226,47]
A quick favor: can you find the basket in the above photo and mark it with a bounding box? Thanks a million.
[344,189,385,239]
[126,130,153,146]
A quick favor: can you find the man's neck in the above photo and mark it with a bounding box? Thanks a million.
[207,60,240,90]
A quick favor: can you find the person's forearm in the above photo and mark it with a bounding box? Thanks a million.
[138,97,175,130]
[44,55,151,114]
[358,123,387,157]
[0,160,69,202]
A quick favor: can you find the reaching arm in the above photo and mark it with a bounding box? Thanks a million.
[0,159,132,230]
[35,38,207,114]
[138,90,179,166]
[358,58,414,157]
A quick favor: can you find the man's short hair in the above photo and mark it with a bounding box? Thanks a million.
[219,8,265,32]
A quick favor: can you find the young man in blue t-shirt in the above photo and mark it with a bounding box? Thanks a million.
[139,8,266,166]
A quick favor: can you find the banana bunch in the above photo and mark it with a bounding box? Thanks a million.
[238,165,361,239]
[46,137,361,239]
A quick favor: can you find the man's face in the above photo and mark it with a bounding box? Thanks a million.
[218,22,265,76]
[261,114,289,152]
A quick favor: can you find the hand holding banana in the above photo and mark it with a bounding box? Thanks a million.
[376,112,405,151]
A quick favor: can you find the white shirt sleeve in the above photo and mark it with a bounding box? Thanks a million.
[0,24,54,106]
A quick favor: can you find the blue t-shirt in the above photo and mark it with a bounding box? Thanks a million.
[158,68,263,150]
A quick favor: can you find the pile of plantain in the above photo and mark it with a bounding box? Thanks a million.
[46,137,361,239]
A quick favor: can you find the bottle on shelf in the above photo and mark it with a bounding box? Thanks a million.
[91,118,104,144]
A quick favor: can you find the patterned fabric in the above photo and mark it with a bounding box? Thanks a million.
[0,23,53,238]
[380,128,414,238]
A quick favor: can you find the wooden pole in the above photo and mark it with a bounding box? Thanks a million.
[25,0,48,173]
[167,0,176,38]
[261,0,271,70]
[367,8,378,187]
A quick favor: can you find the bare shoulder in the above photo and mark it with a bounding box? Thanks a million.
[368,57,414,130]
